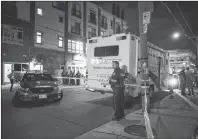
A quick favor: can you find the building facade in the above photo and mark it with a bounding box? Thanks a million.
[167,49,196,74]
[1,1,128,83]
[1,2,34,83]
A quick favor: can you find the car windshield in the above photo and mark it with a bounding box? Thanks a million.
[23,74,54,81]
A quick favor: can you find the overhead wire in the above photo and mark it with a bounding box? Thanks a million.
[175,2,196,38]
[161,2,196,45]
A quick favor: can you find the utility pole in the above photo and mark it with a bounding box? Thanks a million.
[138,2,154,113]
[197,36,198,67]
[64,2,69,69]
[158,57,161,90]
[196,36,198,88]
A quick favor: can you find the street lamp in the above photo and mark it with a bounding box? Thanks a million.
[172,32,197,40]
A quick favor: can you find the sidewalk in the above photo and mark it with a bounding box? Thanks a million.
[75,91,198,139]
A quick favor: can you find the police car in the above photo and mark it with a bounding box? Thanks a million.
[13,71,63,106]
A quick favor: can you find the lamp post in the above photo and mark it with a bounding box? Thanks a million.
[158,57,161,90]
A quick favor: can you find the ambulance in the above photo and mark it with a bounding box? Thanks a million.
[86,33,168,98]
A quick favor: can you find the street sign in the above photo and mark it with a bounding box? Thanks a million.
[143,12,151,24]
[143,24,148,34]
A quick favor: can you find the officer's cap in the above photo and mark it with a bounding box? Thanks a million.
[113,61,119,65]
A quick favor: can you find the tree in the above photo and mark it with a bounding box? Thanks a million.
[121,8,124,20]
[112,3,116,15]
[34,53,57,74]
[116,5,120,18]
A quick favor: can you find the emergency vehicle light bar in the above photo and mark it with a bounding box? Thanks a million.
[116,36,127,41]
[89,39,97,43]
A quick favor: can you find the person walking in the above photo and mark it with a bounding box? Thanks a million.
[186,67,195,96]
[179,67,186,96]
[7,70,15,92]
[109,61,125,121]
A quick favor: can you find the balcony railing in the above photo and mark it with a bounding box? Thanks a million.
[71,27,81,35]
[72,8,81,18]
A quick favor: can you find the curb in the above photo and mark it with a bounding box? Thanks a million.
[75,91,174,139]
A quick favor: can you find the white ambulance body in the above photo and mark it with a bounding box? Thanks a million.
[86,33,168,97]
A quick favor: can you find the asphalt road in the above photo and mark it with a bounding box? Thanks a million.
[1,87,172,139]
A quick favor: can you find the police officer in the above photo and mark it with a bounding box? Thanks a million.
[109,61,125,120]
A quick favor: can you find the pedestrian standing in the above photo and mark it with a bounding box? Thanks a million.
[69,70,72,85]
[65,70,69,85]
[121,65,136,105]
[7,70,15,92]
[109,61,125,121]
[179,67,186,96]
[76,70,81,85]
[186,67,195,96]
[70,70,75,86]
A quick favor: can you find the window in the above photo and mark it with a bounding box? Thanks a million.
[116,22,121,33]
[79,42,83,54]
[76,41,80,53]
[59,16,63,23]
[68,40,72,52]
[2,24,23,45]
[68,40,83,54]
[72,3,81,18]
[36,32,42,44]
[58,36,63,47]
[111,20,113,29]
[22,64,29,71]
[88,28,96,38]
[101,31,105,36]
[71,21,81,35]
[14,64,22,71]
[72,40,76,52]
[37,8,43,16]
[94,45,119,57]
[101,16,107,29]
[89,10,96,24]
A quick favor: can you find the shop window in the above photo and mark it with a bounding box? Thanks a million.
[22,64,29,71]
[14,64,21,71]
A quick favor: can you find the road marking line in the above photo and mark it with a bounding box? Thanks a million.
[174,90,198,111]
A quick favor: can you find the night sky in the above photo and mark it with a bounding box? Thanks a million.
[93,1,198,53]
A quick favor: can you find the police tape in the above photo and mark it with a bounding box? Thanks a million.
[54,77,151,88]
[143,82,154,139]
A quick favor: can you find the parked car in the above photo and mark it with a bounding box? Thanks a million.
[13,72,63,106]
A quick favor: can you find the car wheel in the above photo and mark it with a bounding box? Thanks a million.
[56,92,63,102]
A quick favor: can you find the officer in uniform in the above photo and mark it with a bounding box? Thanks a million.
[109,61,126,120]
